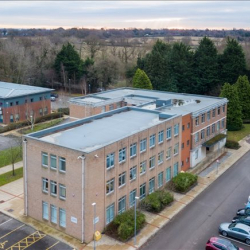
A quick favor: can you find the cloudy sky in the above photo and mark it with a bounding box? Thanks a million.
[1,1,250,30]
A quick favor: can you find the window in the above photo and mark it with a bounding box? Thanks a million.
[118,196,126,214]
[130,143,137,157]
[42,201,49,220]
[149,156,155,169]
[106,203,115,224]
[106,153,115,169]
[10,114,14,123]
[42,178,48,193]
[40,97,42,101]
[186,157,189,163]
[166,127,172,140]
[201,129,205,140]
[149,177,155,194]
[195,132,199,143]
[44,107,48,115]
[119,147,126,163]
[207,126,210,136]
[16,101,19,105]
[106,178,114,194]
[158,151,163,165]
[59,184,66,200]
[195,150,198,159]
[42,152,48,167]
[158,172,163,188]
[119,172,126,187]
[109,104,114,111]
[173,162,179,177]
[195,117,199,126]
[117,102,121,109]
[187,123,190,129]
[174,143,179,155]
[223,104,225,112]
[212,109,216,117]
[31,98,34,103]
[140,183,146,200]
[51,205,57,224]
[218,107,221,115]
[166,167,171,182]
[10,102,13,106]
[59,157,66,172]
[101,106,106,113]
[166,147,171,160]
[158,131,164,144]
[212,124,215,133]
[187,140,190,146]
[222,118,225,128]
[149,134,156,148]
[140,138,147,153]
[50,181,57,196]
[15,114,19,121]
[50,154,57,170]
[140,161,146,175]
[130,166,137,181]
[217,121,220,130]
[182,125,185,131]
[201,113,205,123]
[181,143,184,149]
[207,111,211,121]
[174,124,179,136]
[59,208,66,228]
[39,108,43,115]
[129,189,136,207]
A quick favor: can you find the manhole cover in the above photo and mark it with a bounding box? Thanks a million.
[0,200,4,203]
[7,209,14,212]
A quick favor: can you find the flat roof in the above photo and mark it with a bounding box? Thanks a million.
[0,81,52,98]
[35,108,174,153]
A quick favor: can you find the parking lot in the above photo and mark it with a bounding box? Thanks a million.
[0,212,73,250]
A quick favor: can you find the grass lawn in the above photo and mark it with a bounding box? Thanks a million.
[227,124,250,142]
[0,147,22,168]
[21,118,63,134]
[0,167,23,187]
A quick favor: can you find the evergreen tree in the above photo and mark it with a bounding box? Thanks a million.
[193,37,219,95]
[235,75,250,120]
[220,82,243,131]
[132,68,153,90]
[219,38,247,85]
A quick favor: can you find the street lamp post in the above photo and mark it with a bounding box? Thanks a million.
[134,196,139,246]
[92,202,96,250]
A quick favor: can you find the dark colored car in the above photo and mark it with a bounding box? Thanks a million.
[50,93,58,98]
[237,208,250,216]
[206,236,243,250]
[232,215,250,225]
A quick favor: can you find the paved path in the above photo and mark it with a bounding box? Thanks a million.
[0,161,23,175]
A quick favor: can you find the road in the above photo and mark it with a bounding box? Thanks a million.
[141,151,250,250]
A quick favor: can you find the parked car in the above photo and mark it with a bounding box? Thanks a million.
[236,208,250,216]
[51,93,58,98]
[232,215,250,225]
[50,96,56,102]
[206,236,243,250]
[219,222,250,245]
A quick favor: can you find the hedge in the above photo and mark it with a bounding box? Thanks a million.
[225,140,240,149]
[57,108,69,115]
[172,172,198,193]
[140,190,174,213]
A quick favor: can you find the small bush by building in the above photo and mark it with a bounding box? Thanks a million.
[171,172,198,193]
[225,140,240,149]
[57,108,69,115]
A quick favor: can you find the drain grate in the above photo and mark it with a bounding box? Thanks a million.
[0,200,4,203]
[7,209,14,212]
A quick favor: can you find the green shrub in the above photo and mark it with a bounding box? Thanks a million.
[225,140,240,149]
[172,172,198,193]
[35,112,63,123]
[0,120,30,133]
[57,108,69,115]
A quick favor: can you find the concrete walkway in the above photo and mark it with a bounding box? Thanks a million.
[0,161,23,175]
[0,139,250,250]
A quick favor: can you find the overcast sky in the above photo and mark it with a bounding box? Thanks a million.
[1,1,250,30]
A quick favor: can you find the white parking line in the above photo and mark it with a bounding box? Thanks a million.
[0,219,12,227]
[219,234,250,247]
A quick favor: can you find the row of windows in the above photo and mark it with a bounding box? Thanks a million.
[101,102,122,113]
[106,163,179,195]
[106,165,178,224]
[42,153,66,172]
[42,201,66,228]
[195,105,226,126]
[42,178,66,200]
[1,96,50,107]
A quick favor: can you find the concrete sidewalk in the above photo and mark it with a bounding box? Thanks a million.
[0,139,250,250]
[0,161,23,175]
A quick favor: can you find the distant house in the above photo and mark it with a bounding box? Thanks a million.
[0,81,53,124]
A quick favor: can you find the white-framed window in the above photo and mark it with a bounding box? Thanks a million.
[106,178,114,195]
[173,162,179,177]
[166,147,171,160]
[130,143,137,158]
[106,203,115,224]
[166,167,171,182]
[140,138,147,153]
[119,147,126,163]
[149,156,155,169]
[158,172,163,188]
[217,121,220,130]
[222,118,225,128]
[59,208,66,228]
[158,151,164,165]
[129,189,136,207]
[51,205,57,224]
[212,109,216,117]
[195,150,198,159]
[118,196,126,214]
[212,124,215,133]
[42,152,48,167]
[149,134,156,148]
[218,106,221,115]
[187,123,190,129]
[140,183,146,200]
[166,127,172,140]
[201,113,205,123]
[42,201,49,220]
[140,161,146,175]
[39,108,43,115]
[201,129,205,140]
[195,132,199,143]
[59,157,66,172]
[42,178,48,193]
[195,117,199,126]
[174,143,179,155]
[50,154,57,170]
[59,184,66,200]
[158,130,164,144]
[149,177,155,194]
[106,153,115,169]
[130,166,137,181]
[15,113,19,121]
[174,124,179,136]
[119,172,126,187]
[207,111,211,120]
[207,126,210,136]
[50,180,57,196]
